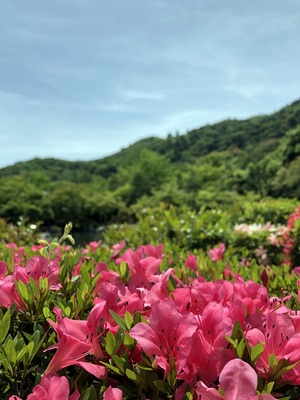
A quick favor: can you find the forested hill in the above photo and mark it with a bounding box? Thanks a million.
[0,98,299,228]
[1,98,300,177]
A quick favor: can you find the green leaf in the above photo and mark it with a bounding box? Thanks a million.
[124,333,135,347]
[262,381,275,394]
[27,341,35,360]
[16,280,29,303]
[225,335,238,349]
[79,385,97,400]
[0,308,11,345]
[39,277,49,292]
[111,354,126,373]
[66,234,75,245]
[28,330,40,359]
[227,320,251,363]
[109,310,127,331]
[100,361,122,375]
[5,338,17,365]
[119,261,128,278]
[250,342,264,364]
[105,331,116,356]
[17,345,29,362]
[126,368,138,381]
[124,311,134,331]
[71,275,81,283]
[38,239,49,245]
[29,278,39,298]
[269,353,278,369]
[43,306,52,319]
[236,339,246,358]
[154,380,170,394]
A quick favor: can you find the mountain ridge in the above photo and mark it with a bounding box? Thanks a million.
[1,98,299,176]
[0,98,299,227]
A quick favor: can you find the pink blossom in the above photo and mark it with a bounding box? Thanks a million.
[181,302,234,384]
[0,261,8,278]
[103,386,123,400]
[0,274,24,309]
[255,246,268,265]
[117,248,162,291]
[45,306,107,378]
[185,255,197,271]
[10,374,80,400]
[208,243,225,262]
[111,240,126,259]
[130,298,198,376]
[88,240,102,252]
[136,243,164,259]
[195,359,277,399]
[14,256,61,289]
[246,312,300,384]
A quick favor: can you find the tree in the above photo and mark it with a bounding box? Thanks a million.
[127,149,171,204]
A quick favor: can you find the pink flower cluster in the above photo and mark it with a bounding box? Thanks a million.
[2,241,300,399]
[9,375,121,400]
[282,205,300,267]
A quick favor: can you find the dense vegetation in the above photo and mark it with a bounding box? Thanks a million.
[0,99,299,230]
[0,204,300,399]
[1,98,300,399]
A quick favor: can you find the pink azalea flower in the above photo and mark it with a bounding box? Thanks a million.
[93,285,143,332]
[103,386,123,400]
[246,312,300,384]
[45,306,107,378]
[130,298,198,377]
[110,240,126,259]
[88,240,102,252]
[117,249,162,291]
[93,264,121,296]
[232,278,270,315]
[0,261,8,278]
[195,359,277,399]
[173,279,214,315]
[0,275,24,309]
[181,302,235,385]
[143,268,176,306]
[185,255,197,271]
[14,256,61,290]
[9,373,80,400]
[31,243,47,252]
[136,243,164,259]
[208,243,226,262]
[6,244,26,265]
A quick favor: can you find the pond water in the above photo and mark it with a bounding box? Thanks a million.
[40,227,105,247]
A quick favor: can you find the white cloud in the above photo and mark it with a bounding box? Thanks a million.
[123,90,164,101]
[0,0,299,168]
[225,84,263,101]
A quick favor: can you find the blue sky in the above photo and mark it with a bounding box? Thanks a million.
[0,0,299,168]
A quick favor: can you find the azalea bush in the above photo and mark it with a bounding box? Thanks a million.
[236,198,298,225]
[103,204,298,268]
[0,217,41,246]
[0,205,300,399]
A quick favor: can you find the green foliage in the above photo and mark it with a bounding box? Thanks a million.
[0,211,300,398]
[237,198,298,225]
[0,217,42,245]
[0,100,299,230]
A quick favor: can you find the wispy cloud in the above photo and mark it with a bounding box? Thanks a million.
[225,84,263,101]
[123,90,164,101]
[0,0,299,168]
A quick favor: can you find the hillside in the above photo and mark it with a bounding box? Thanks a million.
[1,99,300,178]
[0,98,299,228]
